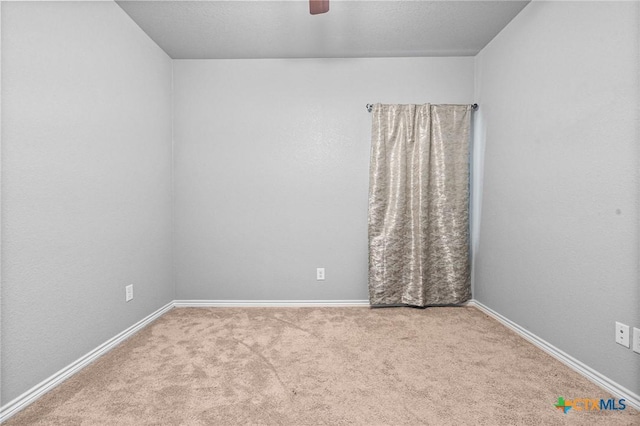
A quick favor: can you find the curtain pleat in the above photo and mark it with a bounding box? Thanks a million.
[368,104,471,307]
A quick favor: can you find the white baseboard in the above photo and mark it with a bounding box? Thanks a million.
[5,298,637,422]
[467,299,640,411]
[0,301,174,423]
[173,299,370,307]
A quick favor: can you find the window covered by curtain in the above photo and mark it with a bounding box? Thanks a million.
[368,104,471,307]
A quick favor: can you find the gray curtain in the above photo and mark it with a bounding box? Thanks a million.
[368,104,471,307]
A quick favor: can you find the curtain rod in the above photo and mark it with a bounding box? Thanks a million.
[366,103,478,113]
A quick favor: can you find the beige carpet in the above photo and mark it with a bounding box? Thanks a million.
[5,307,639,425]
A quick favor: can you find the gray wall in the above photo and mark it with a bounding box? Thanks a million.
[474,1,640,395]
[173,58,474,300]
[4,0,637,410]
[1,1,174,404]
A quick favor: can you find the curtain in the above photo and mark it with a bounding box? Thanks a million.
[368,104,471,307]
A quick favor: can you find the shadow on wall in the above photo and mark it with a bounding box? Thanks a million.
[470,107,486,298]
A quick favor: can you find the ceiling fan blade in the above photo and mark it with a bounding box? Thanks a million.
[310,0,329,15]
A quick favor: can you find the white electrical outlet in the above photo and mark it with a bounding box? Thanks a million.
[615,322,629,348]
[316,268,325,281]
[633,327,640,354]
[125,284,134,302]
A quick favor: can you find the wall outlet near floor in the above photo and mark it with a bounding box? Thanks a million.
[633,328,640,354]
[125,284,134,302]
[615,322,629,348]
[316,268,325,281]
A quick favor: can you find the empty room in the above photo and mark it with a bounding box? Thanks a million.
[1,0,639,424]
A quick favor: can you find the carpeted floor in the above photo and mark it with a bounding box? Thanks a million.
[5,307,639,425]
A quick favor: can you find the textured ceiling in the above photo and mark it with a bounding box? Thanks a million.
[116,1,530,59]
